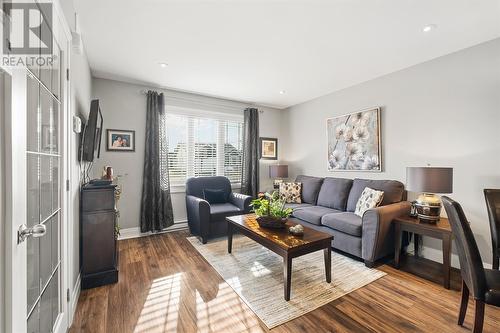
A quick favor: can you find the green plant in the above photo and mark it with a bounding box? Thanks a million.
[251,191,292,219]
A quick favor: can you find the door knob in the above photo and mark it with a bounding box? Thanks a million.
[18,223,47,244]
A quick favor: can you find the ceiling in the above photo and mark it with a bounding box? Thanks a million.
[74,0,500,109]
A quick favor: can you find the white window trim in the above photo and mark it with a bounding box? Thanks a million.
[165,104,243,122]
[165,104,244,190]
[171,183,241,194]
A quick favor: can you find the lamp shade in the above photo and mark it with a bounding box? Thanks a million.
[406,167,453,194]
[269,165,288,178]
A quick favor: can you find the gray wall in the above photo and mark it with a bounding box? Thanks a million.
[92,78,283,231]
[60,2,93,293]
[281,38,500,267]
[69,50,92,289]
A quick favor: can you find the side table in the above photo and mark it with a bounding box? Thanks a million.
[393,215,453,289]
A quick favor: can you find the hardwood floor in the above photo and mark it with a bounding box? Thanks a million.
[70,230,500,333]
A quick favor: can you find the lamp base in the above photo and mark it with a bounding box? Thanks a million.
[415,193,442,223]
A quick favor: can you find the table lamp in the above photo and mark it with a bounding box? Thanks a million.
[406,166,453,223]
[269,165,288,189]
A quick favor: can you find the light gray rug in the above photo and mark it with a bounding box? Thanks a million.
[187,236,386,329]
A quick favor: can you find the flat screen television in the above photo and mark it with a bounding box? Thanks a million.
[80,99,103,162]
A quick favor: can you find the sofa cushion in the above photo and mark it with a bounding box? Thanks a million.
[321,212,363,237]
[295,175,324,204]
[279,182,302,203]
[293,206,341,225]
[209,203,241,221]
[316,177,353,210]
[354,187,384,217]
[346,178,405,212]
[284,203,312,210]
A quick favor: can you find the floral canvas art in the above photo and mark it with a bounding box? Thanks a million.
[326,107,381,171]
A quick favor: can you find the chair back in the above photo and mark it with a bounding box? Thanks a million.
[484,189,500,251]
[185,176,232,199]
[442,196,487,299]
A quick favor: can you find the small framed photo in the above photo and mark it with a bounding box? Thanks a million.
[106,129,135,152]
[260,137,278,160]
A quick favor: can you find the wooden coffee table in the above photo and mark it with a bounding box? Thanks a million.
[226,214,333,301]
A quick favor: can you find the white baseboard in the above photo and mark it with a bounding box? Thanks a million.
[69,274,81,325]
[118,221,189,240]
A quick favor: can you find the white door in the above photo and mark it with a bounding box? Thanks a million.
[2,2,70,332]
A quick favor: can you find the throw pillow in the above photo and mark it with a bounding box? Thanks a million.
[279,182,302,203]
[203,189,227,204]
[354,187,384,217]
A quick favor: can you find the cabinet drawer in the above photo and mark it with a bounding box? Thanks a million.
[81,211,116,274]
[81,188,115,212]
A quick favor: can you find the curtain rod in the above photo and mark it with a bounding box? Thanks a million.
[139,89,264,112]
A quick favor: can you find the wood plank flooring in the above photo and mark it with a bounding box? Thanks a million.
[69,231,500,333]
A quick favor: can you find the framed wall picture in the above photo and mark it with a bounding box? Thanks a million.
[326,107,382,171]
[260,137,278,160]
[106,129,135,152]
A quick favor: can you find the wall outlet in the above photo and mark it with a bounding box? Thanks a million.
[73,115,82,133]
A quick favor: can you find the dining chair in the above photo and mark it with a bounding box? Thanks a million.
[442,196,500,333]
[484,189,500,270]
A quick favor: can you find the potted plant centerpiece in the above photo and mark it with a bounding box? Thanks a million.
[251,192,293,229]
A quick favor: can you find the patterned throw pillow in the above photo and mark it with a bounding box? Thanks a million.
[279,182,302,203]
[354,187,384,217]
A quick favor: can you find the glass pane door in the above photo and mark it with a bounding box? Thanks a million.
[26,55,61,332]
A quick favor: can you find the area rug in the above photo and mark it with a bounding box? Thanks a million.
[187,236,386,329]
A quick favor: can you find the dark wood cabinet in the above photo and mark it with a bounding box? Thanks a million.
[80,183,119,289]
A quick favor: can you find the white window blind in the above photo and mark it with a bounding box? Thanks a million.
[166,111,243,186]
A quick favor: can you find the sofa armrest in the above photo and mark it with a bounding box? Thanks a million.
[362,201,411,263]
[186,195,211,242]
[229,192,252,212]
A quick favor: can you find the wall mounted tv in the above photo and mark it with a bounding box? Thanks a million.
[80,99,103,162]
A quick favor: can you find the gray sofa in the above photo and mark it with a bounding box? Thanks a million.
[186,176,252,244]
[286,175,410,267]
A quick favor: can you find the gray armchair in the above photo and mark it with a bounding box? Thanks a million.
[185,176,252,244]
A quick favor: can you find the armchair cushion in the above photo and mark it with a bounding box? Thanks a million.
[186,176,231,199]
[210,203,241,221]
[203,189,228,204]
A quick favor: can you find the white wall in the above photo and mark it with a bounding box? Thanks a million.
[91,78,283,231]
[281,38,500,267]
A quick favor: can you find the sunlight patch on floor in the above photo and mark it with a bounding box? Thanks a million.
[133,273,182,333]
[250,261,271,278]
[196,281,261,333]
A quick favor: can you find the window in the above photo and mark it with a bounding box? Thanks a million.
[166,111,243,186]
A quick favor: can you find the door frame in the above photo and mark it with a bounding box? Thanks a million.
[0,66,12,333]
[1,0,73,331]
[52,0,73,332]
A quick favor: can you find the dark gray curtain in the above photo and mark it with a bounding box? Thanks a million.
[241,107,259,198]
[140,91,174,232]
